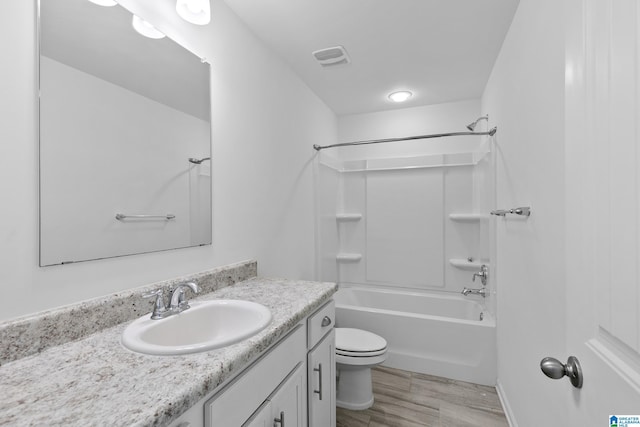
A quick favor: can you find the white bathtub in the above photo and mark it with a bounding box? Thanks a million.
[334,286,496,386]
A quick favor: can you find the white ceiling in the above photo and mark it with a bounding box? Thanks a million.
[223,0,520,116]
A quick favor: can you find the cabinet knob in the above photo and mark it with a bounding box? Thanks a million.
[321,316,332,327]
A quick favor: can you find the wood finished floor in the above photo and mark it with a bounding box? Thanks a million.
[336,366,509,427]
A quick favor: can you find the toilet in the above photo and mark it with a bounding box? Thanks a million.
[335,327,388,410]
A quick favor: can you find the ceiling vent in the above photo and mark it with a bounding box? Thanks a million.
[312,46,351,67]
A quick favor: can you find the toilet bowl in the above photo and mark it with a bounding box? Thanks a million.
[335,327,388,410]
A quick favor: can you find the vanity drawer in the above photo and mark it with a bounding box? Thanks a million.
[307,300,335,349]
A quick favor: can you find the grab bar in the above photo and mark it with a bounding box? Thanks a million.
[115,213,176,220]
[490,207,531,217]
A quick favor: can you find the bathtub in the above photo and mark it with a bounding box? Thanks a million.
[334,286,496,386]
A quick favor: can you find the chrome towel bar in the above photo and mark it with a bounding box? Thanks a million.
[490,207,531,217]
[115,213,176,220]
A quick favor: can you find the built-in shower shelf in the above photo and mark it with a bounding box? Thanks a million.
[449,213,482,222]
[337,253,362,262]
[449,258,485,270]
[336,213,362,221]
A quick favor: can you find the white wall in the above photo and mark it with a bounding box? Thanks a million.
[337,99,482,160]
[481,0,566,424]
[0,0,336,322]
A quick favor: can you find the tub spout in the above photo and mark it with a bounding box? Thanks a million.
[462,287,486,298]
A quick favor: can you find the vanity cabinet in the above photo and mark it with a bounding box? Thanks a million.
[243,363,305,427]
[306,300,336,427]
[242,401,272,427]
[203,325,306,426]
[307,330,336,427]
[169,299,335,427]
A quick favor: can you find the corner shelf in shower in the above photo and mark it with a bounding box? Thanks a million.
[449,213,482,222]
[449,258,485,270]
[336,213,362,222]
[337,253,362,262]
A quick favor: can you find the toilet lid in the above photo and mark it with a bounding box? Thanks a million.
[335,328,387,353]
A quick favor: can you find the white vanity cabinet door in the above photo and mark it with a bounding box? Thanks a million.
[243,363,306,427]
[205,326,306,426]
[242,401,272,427]
[307,329,335,427]
[271,363,306,427]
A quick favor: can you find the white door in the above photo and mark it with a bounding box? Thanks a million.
[565,0,640,423]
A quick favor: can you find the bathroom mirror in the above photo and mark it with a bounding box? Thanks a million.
[38,0,212,266]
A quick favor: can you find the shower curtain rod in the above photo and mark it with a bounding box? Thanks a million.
[313,127,497,151]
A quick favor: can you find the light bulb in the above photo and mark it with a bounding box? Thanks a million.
[87,0,117,6]
[176,0,211,26]
[388,91,413,103]
[132,15,166,39]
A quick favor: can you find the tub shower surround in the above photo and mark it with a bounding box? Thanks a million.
[0,260,257,366]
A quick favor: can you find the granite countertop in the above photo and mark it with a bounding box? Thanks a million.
[0,277,337,427]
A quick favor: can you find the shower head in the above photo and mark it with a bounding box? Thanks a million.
[466,115,489,131]
[188,157,211,164]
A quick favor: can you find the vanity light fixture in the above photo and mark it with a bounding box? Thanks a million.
[388,91,413,103]
[132,15,166,39]
[176,0,211,26]
[87,0,118,6]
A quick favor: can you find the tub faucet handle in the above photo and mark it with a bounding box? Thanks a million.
[472,264,488,286]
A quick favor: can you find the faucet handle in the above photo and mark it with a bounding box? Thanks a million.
[143,289,167,319]
[472,264,489,286]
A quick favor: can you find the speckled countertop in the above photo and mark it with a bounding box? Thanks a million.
[0,277,337,427]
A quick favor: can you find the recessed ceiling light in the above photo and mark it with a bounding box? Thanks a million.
[87,0,118,6]
[388,91,413,103]
[132,15,166,39]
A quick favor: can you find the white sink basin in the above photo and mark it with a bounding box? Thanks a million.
[122,300,272,355]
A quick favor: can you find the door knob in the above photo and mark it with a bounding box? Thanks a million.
[540,356,583,388]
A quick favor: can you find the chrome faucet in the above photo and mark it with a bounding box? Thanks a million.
[472,264,488,286]
[462,287,486,298]
[168,282,199,311]
[143,281,200,320]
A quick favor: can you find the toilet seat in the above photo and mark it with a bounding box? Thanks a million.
[335,328,387,358]
[336,348,387,357]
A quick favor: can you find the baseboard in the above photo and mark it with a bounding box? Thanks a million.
[496,380,518,427]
